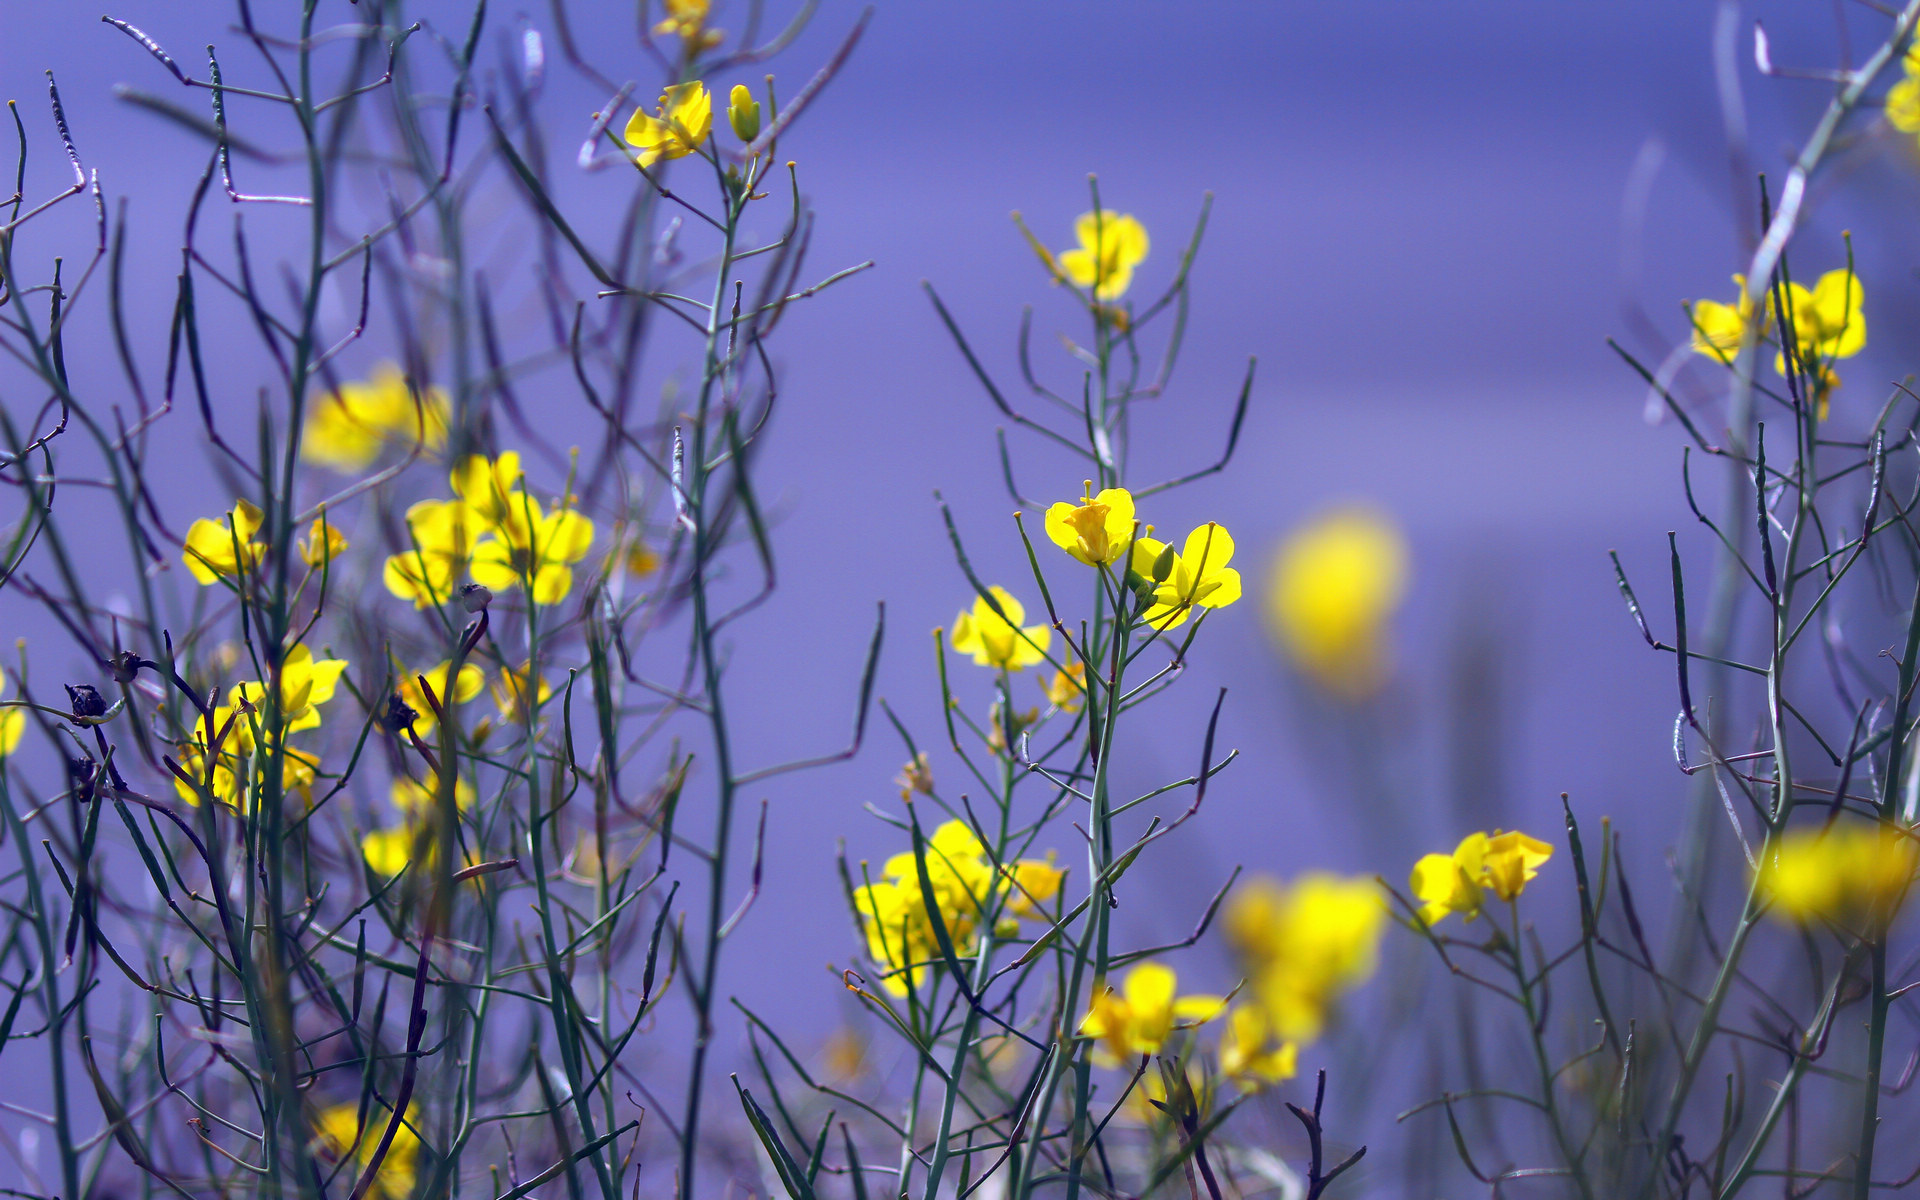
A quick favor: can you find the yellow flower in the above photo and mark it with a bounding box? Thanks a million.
[314,1101,419,1200]
[448,453,524,532]
[1218,1005,1298,1092]
[1130,523,1242,630]
[228,645,349,734]
[624,82,713,168]
[857,820,998,995]
[489,661,553,725]
[171,715,319,812]
[1057,210,1149,301]
[653,0,723,50]
[360,826,417,877]
[1890,74,1920,133]
[396,660,485,738]
[1002,854,1065,918]
[390,774,476,813]
[183,499,267,585]
[383,499,479,609]
[1043,659,1086,712]
[300,515,349,568]
[300,363,449,473]
[1045,484,1136,566]
[1411,829,1554,925]
[728,83,761,142]
[1689,274,1770,360]
[1760,822,1916,927]
[1773,269,1865,420]
[0,666,25,757]
[1079,963,1223,1066]
[1225,873,1385,1043]
[470,493,595,606]
[625,535,661,578]
[1267,508,1407,699]
[951,587,1051,671]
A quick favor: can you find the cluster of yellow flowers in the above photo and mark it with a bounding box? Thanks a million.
[854,820,1065,996]
[1080,963,1224,1067]
[1218,874,1386,1090]
[300,363,450,473]
[1265,508,1407,699]
[183,501,351,587]
[652,0,725,54]
[171,644,347,811]
[1689,265,1865,418]
[313,1101,420,1200]
[1409,829,1555,925]
[1759,822,1917,929]
[384,452,594,608]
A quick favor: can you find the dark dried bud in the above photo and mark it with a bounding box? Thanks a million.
[460,583,493,613]
[65,683,107,719]
[108,651,142,686]
[382,695,419,734]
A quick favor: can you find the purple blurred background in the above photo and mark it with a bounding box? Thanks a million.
[4,0,1917,1186]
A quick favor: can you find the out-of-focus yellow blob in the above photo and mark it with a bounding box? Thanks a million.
[1266,508,1407,699]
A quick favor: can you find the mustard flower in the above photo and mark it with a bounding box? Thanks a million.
[1057,210,1149,301]
[383,499,479,609]
[300,515,349,568]
[624,82,714,168]
[625,535,661,578]
[489,661,553,726]
[171,716,319,812]
[1130,523,1242,630]
[183,499,267,585]
[1043,659,1086,712]
[360,826,417,878]
[470,493,595,606]
[448,453,524,532]
[1002,854,1065,918]
[1045,484,1136,566]
[1224,873,1385,1042]
[951,586,1051,671]
[1689,274,1770,360]
[856,820,999,995]
[728,83,761,142]
[300,363,449,472]
[1267,508,1407,698]
[395,660,484,738]
[1890,74,1920,136]
[390,774,476,813]
[227,645,349,734]
[314,1102,419,1200]
[1218,1005,1299,1092]
[1774,269,1865,419]
[1079,962,1223,1066]
[1410,829,1554,925]
[0,666,25,757]
[653,0,723,50]
[1759,822,1916,928]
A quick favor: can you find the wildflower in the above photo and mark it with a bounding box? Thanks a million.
[171,715,320,811]
[183,499,267,585]
[1057,210,1149,301]
[228,645,349,734]
[1774,269,1865,419]
[301,515,349,567]
[1267,508,1406,699]
[1689,275,1770,360]
[0,667,25,757]
[856,820,999,995]
[390,774,476,813]
[360,826,417,877]
[383,499,479,608]
[1130,523,1242,630]
[894,751,934,799]
[1890,74,1920,136]
[1218,1005,1299,1092]
[1410,829,1554,925]
[728,83,761,142]
[1045,484,1136,566]
[489,661,553,726]
[314,1101,420,1200]
[1079,963,1223,1066]
[1759,822,1916,928]
[469,492,595,606]
[1043,659,1086,712]
[396,660,484,738]
[625,534,661,578]
[983,700,1041,755]
[1225,873,1385,1042]
[1002,854,1064,918]
[300,363,449,472]
[653,0,723,51]
[624,82,713,168]
[951,587,1051,671]
[449,453,525,532]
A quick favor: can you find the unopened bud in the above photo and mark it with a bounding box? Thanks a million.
[65,683,107,719]
[728,84,761,142]
[382,695,419,734]
[461,583,493,613]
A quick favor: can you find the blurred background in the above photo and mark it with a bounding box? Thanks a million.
[4,0,1918,1188]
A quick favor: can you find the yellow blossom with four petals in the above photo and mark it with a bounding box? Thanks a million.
[1045,484,1137,566]
[1130,523,1242,630]
[1057,210,1149,301]
[183,499,267,585]
[624,83,714,168]
[951,586,1051,671]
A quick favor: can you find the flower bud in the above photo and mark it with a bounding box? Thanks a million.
[728,83,761,142]
[66,683,107,719]
[460,583,493,613]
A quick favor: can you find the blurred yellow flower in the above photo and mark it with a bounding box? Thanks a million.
[300,363,449,473]
[1045,484,1135,566]
[390,773,476,813]
[1774,269,1864,419]
[625,82,713,168]
[625,534,661,578]
[1411,829,1554,925]
[171,716,319,812]
[1058,210,1149,301]
[1218,1005,1298,1092]
[1079,963,1223,1066]
[1890,75,1920,134]
[1689,274,1770,360]
[951,586,1051,671]
[383,499,479,609]
[1043,659,1086,712]
[360,826,417,877]
[728,83,761,142]
[449,453,524,532]
[183,499,266,585]
[1002,854,1064,918]
[1266,508,1406,699]
[396,660,484,738]
[0,666,25,757]
[1760,822,1916,927]
[228,645,349,734]
[490,661,553,725]
[1131,523,1242,630]
[470,493,595,606]
[653,0,723,50]
[1225,872,1385,1042]
[314,1101,419,1200]
[300,515,349,567]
